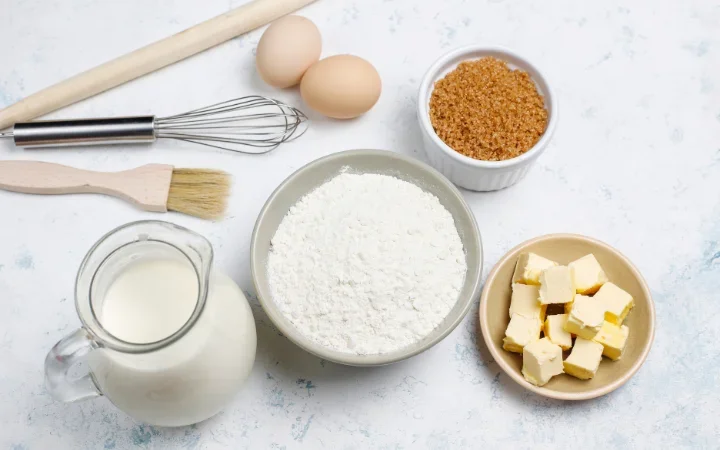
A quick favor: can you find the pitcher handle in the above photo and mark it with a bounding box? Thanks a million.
[44,328,101,402]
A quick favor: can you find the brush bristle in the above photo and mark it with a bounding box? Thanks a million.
[167,168,231,220]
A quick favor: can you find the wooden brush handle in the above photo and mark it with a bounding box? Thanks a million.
[0,161,174,212]
[0,0,318,130]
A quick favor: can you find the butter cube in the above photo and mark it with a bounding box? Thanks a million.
[522,337,564,386]
[509,283,546,321]
[512,252,558,285]
[563,337,604,380]
[593,321,629,360]
[538,266,575,305]
[503,315,542,353]
[594,282,634,325]
[544,314,572,350]
[569,254,608,294]
[564,294,604,340]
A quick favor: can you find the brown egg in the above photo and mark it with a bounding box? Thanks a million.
[256,15,322,88]
[300,55,382,119]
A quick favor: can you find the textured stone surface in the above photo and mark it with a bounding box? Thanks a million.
[0,0,718,448]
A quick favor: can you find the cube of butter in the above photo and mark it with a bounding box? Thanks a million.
[544,314,572,350]
[539,266,575,305]
[563,337,604,380]
[522,337,564,386]
[569,254,608,294]
[564,294,604,340]
[503,315,542,353]
[512,252,558,285]
[593,321,629,360]
[594,282,634,325]
[509,283,546,321]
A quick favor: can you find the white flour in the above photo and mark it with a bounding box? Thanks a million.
[267,172,467,355]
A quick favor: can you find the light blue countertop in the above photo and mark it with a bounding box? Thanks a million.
[1,0,718,448]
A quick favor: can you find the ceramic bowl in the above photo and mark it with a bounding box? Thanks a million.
[479,234,655,400]
[417,45,558,191]
[251,149,483,366]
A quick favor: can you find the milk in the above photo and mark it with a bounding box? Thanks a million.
[88,258,257,427]
[99,259,199,343]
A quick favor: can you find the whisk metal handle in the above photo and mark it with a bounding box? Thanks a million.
[9,117,156,148]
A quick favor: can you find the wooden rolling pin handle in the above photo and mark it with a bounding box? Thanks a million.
[0,0,318,130]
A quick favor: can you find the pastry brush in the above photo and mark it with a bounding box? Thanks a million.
[0,161,230,220]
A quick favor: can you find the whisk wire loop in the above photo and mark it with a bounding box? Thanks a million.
[155,95,307,154]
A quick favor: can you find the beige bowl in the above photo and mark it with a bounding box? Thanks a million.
[479,234,655,400]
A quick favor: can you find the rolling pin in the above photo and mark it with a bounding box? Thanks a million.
[0,0,318,130]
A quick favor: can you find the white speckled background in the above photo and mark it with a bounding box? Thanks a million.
[1,0,718,448]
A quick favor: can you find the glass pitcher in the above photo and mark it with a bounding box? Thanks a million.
[45,220,257,427]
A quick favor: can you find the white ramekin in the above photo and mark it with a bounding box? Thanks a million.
[417,45,558,192]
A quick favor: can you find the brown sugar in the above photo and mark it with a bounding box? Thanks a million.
[429,57,548,161]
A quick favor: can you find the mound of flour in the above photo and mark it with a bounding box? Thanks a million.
[267,172,467,355]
